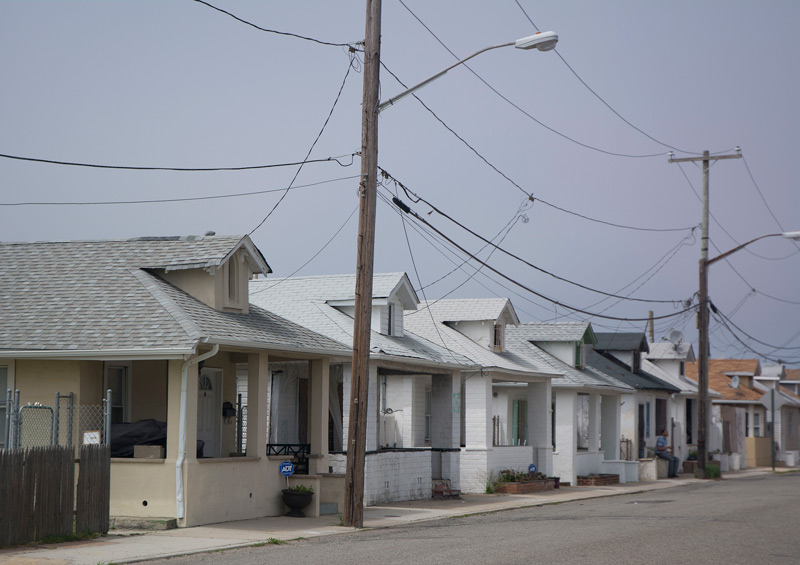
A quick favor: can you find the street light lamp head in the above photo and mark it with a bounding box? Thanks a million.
[782,231,800,240]
[515,31,558,51]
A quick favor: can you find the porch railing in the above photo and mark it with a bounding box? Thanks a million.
[267,443,310,474]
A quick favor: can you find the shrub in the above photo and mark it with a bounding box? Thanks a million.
[287,484,314,493]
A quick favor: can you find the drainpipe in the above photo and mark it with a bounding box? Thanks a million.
[176,344,219,520]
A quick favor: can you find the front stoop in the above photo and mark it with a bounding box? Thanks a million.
[432,479,461,500]
[110,516,178,531]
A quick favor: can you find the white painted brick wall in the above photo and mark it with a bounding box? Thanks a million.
[329,451,434,505]
[460,448,489,493]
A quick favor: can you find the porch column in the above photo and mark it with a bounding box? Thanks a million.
[341,363,352,448]
[553,390,576,484]
[366,363,379,452]
[527,380,552,476]
[246,352,268,458]
[464,371,492,448]
[589,393,601,452]
[430,373,459,448]
[600,394,620,460]
[309,358,330,474]
[166,359,185,461]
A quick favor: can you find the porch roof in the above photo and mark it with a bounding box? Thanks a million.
[685,359,763,403]
[0,236,345,357]
[248,275,474,368]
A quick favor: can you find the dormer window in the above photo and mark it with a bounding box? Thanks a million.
[493,323,504,353]
[387,303,395,336]
[223,257,243,309]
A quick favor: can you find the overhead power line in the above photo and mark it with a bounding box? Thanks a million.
[378,167,691,305]
[389,193,696,323]
[192,0,357,48]
[0,175,359,207]
[379,62,695,233]
[0,152,356,173]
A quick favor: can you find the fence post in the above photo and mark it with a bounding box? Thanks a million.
[3,389,11,448]
[67,392,74,447]
[54,392,61,446]
[104,389,112,446]
[14,390,21,449]
[237,393,243,454]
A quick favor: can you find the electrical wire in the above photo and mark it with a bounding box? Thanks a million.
[396,0,671,159]
[379,166,691,304]
[250,203,360,296]
[0,174,359,207]
[380,62,695,233]
[710,310,800,364]
[710,302,800,351]
[192,0,357,48]
[389,193,696,322]
[249,54,356,235]
[0,152,356,173]
[741,155,800,251]
[512,0,702,156]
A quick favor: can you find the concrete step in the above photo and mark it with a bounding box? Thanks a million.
[110,516,178,531]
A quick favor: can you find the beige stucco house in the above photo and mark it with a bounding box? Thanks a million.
[0,235,352,527]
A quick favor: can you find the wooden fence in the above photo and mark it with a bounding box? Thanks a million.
[0,444,110,547]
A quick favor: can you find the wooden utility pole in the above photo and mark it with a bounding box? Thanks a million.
[343,0,381,528]
[648,311,654,343]
[668,149,740,478]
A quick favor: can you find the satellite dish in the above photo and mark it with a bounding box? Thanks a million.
[730,375,740,389]
[664,330,684,349]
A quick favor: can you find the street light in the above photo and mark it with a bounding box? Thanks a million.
[377,31,558,112]
[696,231,800,478]
[344,13,557,528]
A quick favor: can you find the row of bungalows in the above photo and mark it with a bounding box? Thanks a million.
[3,234,794,528]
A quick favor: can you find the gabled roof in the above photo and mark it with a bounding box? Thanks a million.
[685,360,763,403]
[641,358,722,397]
[505,326,632,392]
[0,236,344,357]
[409,298,520,325]
[248,274,473,368]
[761,364,786,379]
[510,322,596,345]
[321,272,419,310]
[785,369,800,383]
[402,300,557,379]
[586,350,679,392]
[594,332,649,353]
[646,341,696,362]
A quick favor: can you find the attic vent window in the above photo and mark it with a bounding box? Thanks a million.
[387,303,395,336]
[493,323,504,353]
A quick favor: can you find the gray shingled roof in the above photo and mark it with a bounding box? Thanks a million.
[594,332,649,353]
[0,236,343,356]
[248,275,473,368]
[403,300,558,378]
[512,322,595,344]
[646,341,695,362]
[586,350,679,392]
[505,326,632,391]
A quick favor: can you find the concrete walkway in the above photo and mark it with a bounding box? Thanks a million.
[0,467,785,565]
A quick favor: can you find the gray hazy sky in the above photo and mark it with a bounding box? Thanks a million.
[2,1,798,366]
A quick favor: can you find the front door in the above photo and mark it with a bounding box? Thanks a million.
[198,368,221,458]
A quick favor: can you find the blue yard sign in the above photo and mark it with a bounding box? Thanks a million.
[280,461,295,477]
[528,463,537,474]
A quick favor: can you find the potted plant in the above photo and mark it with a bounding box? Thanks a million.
[281,484,314,517]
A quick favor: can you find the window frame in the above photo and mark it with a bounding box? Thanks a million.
[104,361,132,424]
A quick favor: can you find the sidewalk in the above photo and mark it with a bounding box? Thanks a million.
[0,467,780,565]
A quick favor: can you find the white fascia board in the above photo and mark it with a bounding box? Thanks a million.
[0,348,194,360]
[487,367,560,382]
[205,338,349,359]
[711,399,759,405]
[368,352,477,372]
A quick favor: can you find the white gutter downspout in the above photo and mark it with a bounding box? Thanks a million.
[176,344,219,520]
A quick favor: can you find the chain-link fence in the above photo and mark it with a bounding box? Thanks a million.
[3,390,110,455]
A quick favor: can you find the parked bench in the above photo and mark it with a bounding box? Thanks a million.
[637,457,668,481]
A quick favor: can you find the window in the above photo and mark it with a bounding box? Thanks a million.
[493,324,503,352]
[574,343,584,368]
[645,401,651,438]
[226,260,239,304]
[577,394,589,450]
[753,413,761,437]
[745,412,750,437]
[104,363,130,424]
[387,303,395,336]
[512,399,528,445]
[424,389,431,441]
[679,361,685,376]
[686,398,694,444]
[551,400,556,450]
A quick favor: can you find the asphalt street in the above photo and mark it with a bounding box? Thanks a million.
[148,473,799,565]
